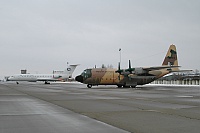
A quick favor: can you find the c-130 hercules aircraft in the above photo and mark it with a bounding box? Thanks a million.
[76,44,180,88]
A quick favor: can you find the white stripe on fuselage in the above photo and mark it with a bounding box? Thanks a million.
[8,74,63,81]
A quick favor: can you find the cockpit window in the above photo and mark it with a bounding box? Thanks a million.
[81,69,92,78]
[81,70,86,76]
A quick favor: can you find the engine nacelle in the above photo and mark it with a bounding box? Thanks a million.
[134,67,146,74]
[53,75,62,78]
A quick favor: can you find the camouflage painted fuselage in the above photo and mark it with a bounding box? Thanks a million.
[75,68,171,87]
[76,44,179,88]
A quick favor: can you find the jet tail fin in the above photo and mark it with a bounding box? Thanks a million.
[64,64,79,77]
[162,44,179,71]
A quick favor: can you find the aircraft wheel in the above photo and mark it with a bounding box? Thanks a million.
[87,84,92,88]
[123,85,130,88]
[45,81,50,84]
[117,85,122,88]
[131,85,136,88]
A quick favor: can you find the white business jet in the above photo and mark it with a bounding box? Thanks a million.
[7,64,78,84]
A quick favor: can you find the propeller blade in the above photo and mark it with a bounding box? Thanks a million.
[125,60,135,73]
[115,62,123,74]
[129,60,131,69]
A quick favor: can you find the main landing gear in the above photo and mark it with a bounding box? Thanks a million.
[45,81,50,84]
[117,85,136,88]
[87,84,136,88]
[87,84,92,88]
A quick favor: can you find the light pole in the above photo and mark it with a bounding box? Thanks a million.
[119,48,121,65]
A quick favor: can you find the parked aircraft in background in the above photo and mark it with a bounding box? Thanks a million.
[76,44,181,88]
[7,64,78,84]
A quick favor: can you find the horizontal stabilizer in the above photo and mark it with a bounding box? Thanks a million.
[170,70,193,73]
[143,65,180,71]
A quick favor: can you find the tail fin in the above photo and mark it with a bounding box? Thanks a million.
[162,44,179,70]
[64,64,78,77]
[162,44,178,66]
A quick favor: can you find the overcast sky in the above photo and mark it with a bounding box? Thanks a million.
[0,0,200,79]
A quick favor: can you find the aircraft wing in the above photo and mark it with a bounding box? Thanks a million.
[37,78,61,82]
[143,66,180,71]
[170,69,193,72]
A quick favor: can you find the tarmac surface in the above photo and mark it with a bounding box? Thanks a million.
[0,82,200,133]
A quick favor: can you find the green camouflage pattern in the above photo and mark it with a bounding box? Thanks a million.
[76,44,179,88]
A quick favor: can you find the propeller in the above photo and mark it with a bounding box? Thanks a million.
[115,62,123,74]
[115,60,137,80]
[115,62,123,80]
[125,60,135,73]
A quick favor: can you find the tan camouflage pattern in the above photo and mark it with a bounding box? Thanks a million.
[162,44,178,67]
[76,44,179,87]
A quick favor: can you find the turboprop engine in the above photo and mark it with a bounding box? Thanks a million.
[133,67,146,75]
[116,60,147,75]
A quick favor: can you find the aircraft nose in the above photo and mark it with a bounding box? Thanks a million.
[75,75,83,83]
